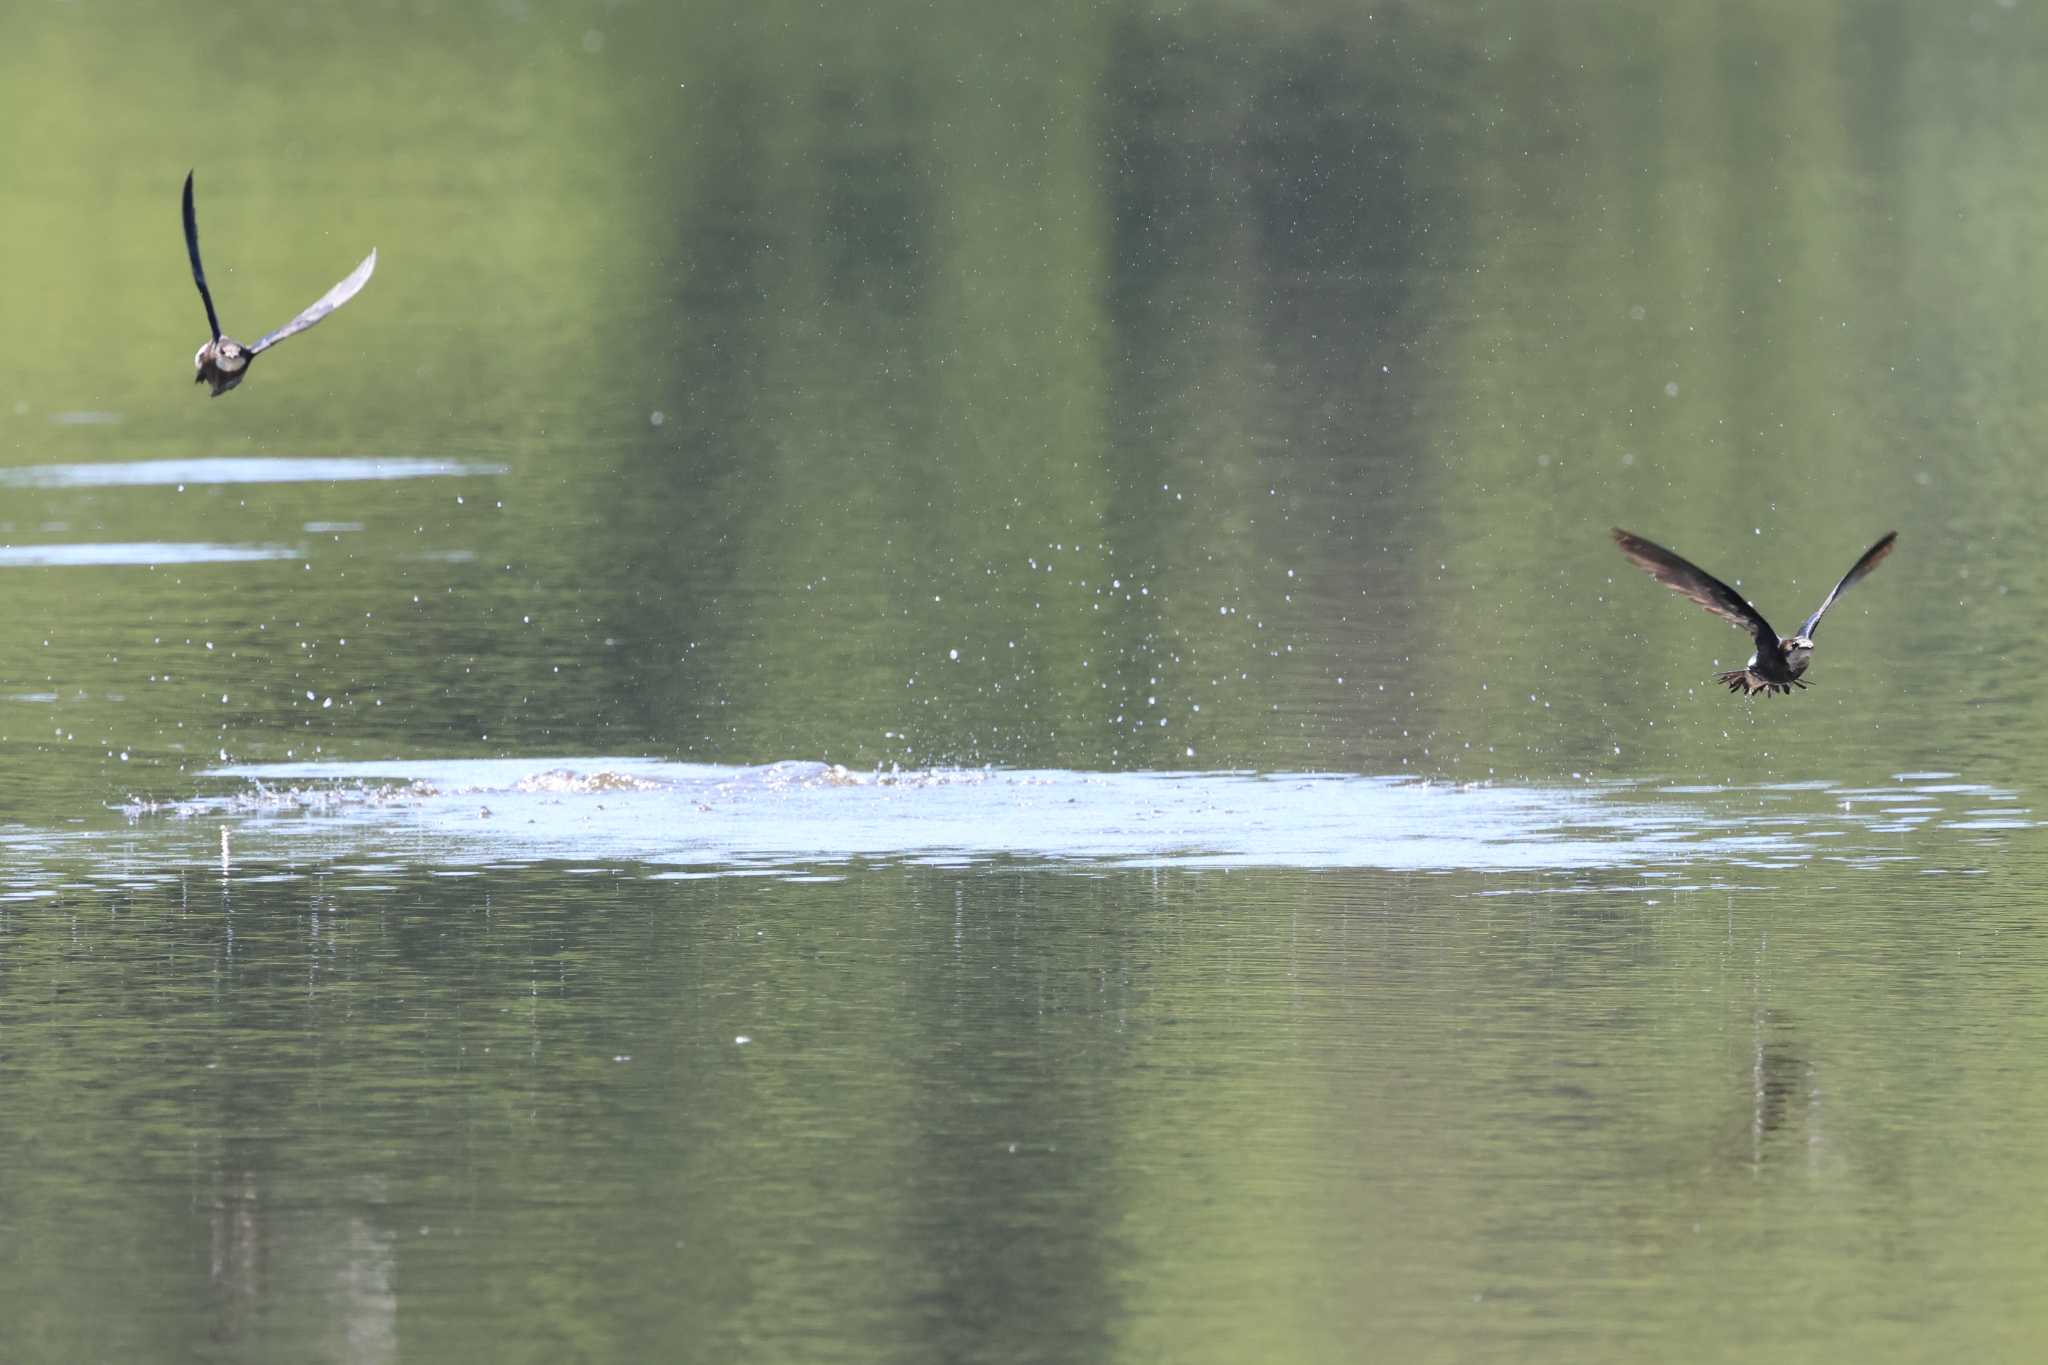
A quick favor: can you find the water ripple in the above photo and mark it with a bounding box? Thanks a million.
[92,759,2033,880]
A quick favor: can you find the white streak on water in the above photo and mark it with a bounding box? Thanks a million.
[0,542,299,567]
[146,758,2004,877]
[0,457,508,488]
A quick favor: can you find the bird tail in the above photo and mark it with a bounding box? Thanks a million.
[1713,669,1808,697]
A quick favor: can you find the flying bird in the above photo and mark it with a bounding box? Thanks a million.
[182,171,376,396]
[1611,527,1898,696]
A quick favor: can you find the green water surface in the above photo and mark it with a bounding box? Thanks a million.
[3,2,2047,1361]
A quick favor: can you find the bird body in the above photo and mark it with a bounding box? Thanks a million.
[192,336,251,396]
[1611,528,1897,697]
[182,171,376,396]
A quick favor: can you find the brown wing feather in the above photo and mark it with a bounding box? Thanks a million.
[1611,528,1777,651]
[1799,531,1897,638]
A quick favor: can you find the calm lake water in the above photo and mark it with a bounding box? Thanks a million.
[6,2,2048,1361]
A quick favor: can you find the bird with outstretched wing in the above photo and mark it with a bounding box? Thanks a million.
[1612,528,1897,696]
[183,171,376,396]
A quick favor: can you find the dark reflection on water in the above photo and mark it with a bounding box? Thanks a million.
[5,839,2046,1361]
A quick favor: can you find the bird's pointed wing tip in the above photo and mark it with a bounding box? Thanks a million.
[1858,530,1901,568]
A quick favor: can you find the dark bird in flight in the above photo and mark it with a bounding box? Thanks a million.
[1611,527,1898,696]
[182,171,376,396]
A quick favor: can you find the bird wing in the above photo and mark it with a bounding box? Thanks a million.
[1798,531,1897,638]
[250,248,377,355]
[182,171,222,343]
[1612,528,1777,651]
